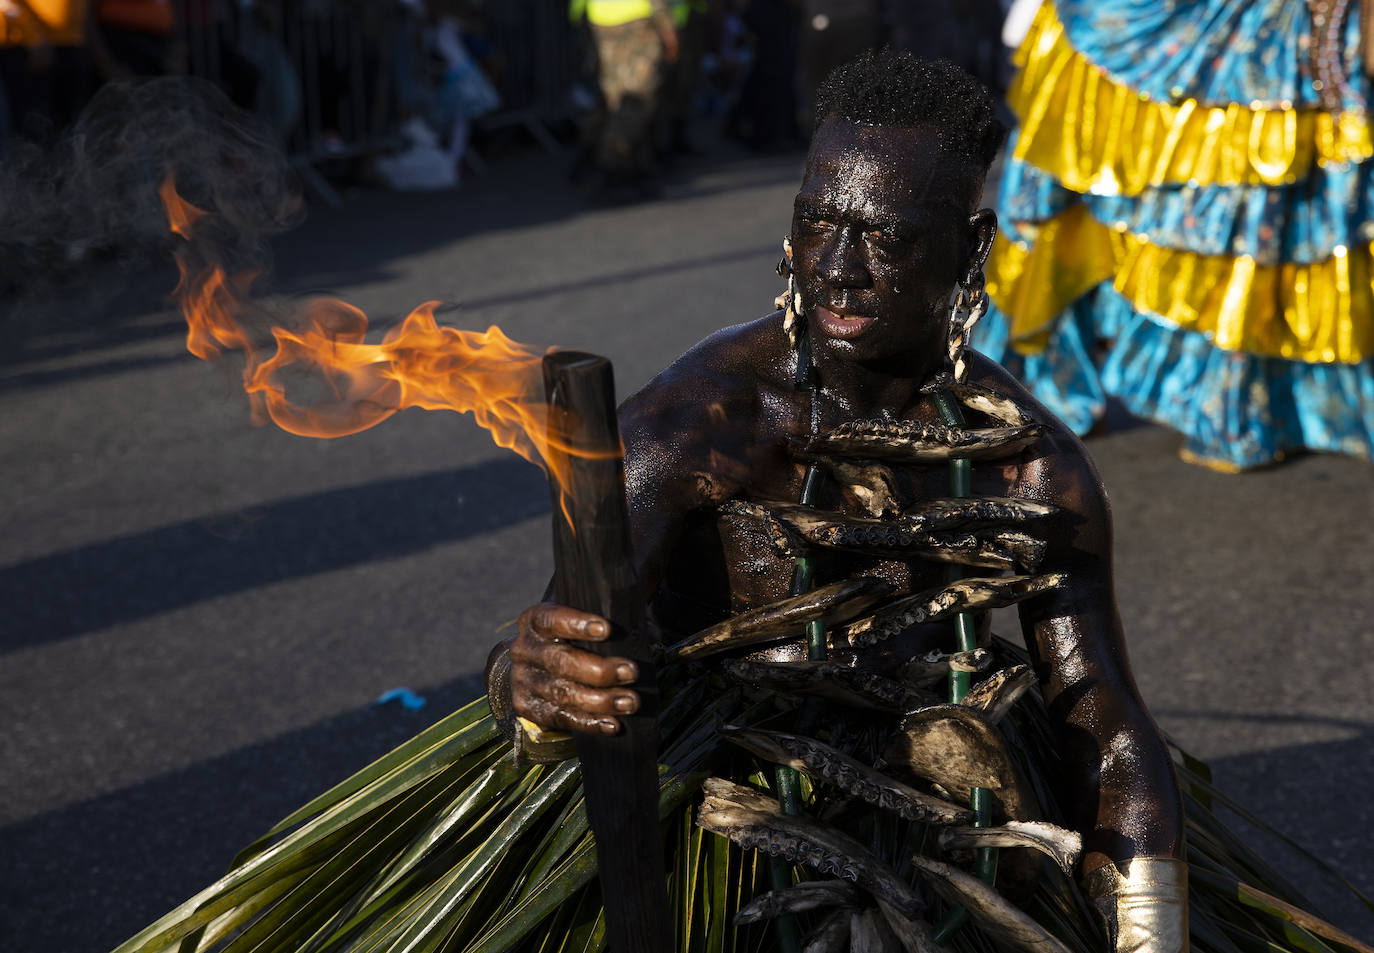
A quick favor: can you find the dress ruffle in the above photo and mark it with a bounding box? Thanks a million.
[989,205,1374,363]
[980,290,1374,469]
[1007,140,1374,264]
[988,0,1374,468]
[1009,1,1372,196]
[1055,0,1363,109]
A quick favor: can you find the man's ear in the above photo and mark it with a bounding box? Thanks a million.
[965,208,998,281]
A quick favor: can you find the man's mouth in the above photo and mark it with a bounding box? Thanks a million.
[815,306,875,340]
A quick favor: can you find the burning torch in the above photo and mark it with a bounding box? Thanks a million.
[540,351,673,953]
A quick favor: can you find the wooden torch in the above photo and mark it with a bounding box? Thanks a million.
[541,351,671,953]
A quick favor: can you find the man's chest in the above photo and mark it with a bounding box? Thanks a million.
[709,451,1019,609]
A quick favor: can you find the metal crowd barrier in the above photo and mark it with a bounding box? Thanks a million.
[475,0,589,156]
[178,1,588,202]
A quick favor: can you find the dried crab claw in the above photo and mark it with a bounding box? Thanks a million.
[721,658,939,713]
[744,496,1056,537]
[840,574,1066,648]
[897,496,1056,528]
[792,418,1046,465]
[719,725,973,824]
[920,376,1035,428]
[733,880,861,925]
[936,820,1082,876]
[907,855,1074,953]
[886,705,1040,821]
[723,499,1047,571]
[669,577,892,661]
[815,457,902,518]
[798,461,1055,527]
[960,664,1038,724]
[897,648,993,688]
[695,777,926,918]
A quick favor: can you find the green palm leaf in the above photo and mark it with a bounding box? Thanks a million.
[374,759,580,953]
[237,700,497,864]
[116,642,1374,953]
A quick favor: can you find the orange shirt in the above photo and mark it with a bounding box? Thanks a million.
[0,0,87,46]
[94,0,172,34]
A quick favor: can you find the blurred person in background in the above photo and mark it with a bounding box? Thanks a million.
[0,0,122,140]
[230,0,299,141]
[570,0,679,199]
[980,0,1374,471]
[374,0,499,190]
[695,0,750,121]
[725,0,801,151]
[428,0,500,93]
[426,5,499,181]
[374,0,456,190]
[659,0,710,157]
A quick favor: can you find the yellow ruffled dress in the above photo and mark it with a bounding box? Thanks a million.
[982,0,1374,469]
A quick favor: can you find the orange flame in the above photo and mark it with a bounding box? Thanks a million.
[160,178,609,522]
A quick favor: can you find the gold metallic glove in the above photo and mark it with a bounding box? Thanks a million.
[1085,857,1189,953]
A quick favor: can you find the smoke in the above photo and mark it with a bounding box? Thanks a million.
[0,77,302,326]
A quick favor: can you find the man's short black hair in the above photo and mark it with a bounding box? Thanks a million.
[813,49,1006,173]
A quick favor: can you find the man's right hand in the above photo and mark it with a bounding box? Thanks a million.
[509,603,641,736]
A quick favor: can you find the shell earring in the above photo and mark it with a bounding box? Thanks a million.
[947,266,988,384]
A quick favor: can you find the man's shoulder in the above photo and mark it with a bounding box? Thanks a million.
[617,312,794,509]
[966,351,1105,499]
[621,311,792,426]
[962,353,1115,561]
[966,351,1067,431]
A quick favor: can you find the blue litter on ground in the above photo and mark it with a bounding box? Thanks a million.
[375,687,427,710]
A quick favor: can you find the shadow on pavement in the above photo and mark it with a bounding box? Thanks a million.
[0,456,548,653]
[0,352,183,393]
[1158,710,1374,940]
[0,673,486,953]
[0,236,779,397]
[2,148,801,374]
[453,241,776,312]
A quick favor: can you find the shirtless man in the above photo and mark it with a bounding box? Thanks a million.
[488,50,1187,953]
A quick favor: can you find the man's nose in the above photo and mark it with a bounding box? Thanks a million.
[819,226,871,287]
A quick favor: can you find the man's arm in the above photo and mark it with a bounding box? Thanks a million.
[1016,444,1188,953]
[647,0,679,62]
[485,356,747,744]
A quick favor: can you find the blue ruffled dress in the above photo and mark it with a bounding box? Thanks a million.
[982,0,1374,469]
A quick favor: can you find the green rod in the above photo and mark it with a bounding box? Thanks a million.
[767,459,825,953]
[768,766,804,953]
[932,392,998,942]
[791,462,828,661]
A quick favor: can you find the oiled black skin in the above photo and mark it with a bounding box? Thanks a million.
[500,120,1185,878]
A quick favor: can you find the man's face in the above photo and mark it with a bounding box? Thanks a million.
[791,120,977,376]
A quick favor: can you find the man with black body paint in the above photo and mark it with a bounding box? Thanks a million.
[487,50,1188,953]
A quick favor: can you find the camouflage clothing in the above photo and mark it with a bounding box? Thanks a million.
[590,17,668,176]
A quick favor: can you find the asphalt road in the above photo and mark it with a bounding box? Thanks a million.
[3,144,1372,953]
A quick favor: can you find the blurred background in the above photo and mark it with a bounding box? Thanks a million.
[2,2,1372,952]
[0,0,1010,201]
